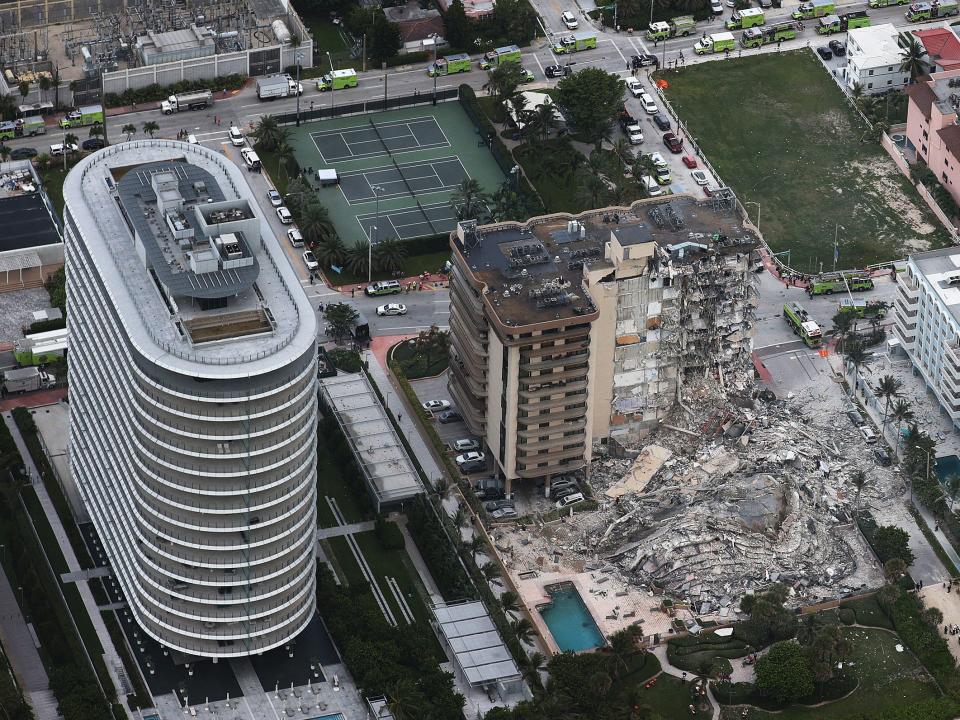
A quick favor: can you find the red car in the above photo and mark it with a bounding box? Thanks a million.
[682,155,697,168]
[663,132,683,154]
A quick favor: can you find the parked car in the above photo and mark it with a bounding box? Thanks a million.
[302,250,318,271]
[376,303,407,316]
[82,138,105,151]
[829,40,846,56]
[710,0,723,12]
[632,54,659,69]
[638,92,658,114]
[682,155,698,169]
[454,439,480,452]
[268,188,283,207]
[476,485,505,500]
[484,499,515,512]
[543,63,573,78]
[552,486,581,501]
[49,142,79,156]
[438,410,463,424]
[556,492,585,509]
[10,147,37,160]
[228,125,245,146]
[561,9,578,28]
[456,451,485,465]
[691,170,709,186]
[460,460,487,474]
[422,399,451,411]
[846,410,865,426]
[551,479,578,492]
[626,78,644,98]
[276,206,293,224]
[652,112,671,131]
[287,228,304,247]
[663,132,683,153]
[816,46,833,61]
[860,426,877,444]
[491,507,518,520]
[520,68,536,83]
[874,447,892,466]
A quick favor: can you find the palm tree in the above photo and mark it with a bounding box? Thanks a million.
[607,627,639,678]
[612,136,633,166]
[122,123,137,141]
[480,561,500,583]
[632,154,659,188]
[884,557,908,583]
[845,342,869,381]
[875,374,903,431]
[18,80,29,104]
[850,81,865,108]
[947,473,960,510]
[275,141,294,181]
[511,617,535,646]
[452,505,469,530]
[890,398,914,444]
[311,236,346,269]
[520,650,546,695]
[850,469,868,520]
[299,202,335,245]
[283,178,312,214]
[385,677,421,720]
[466,533,487,563]
[499,590,520,617]
[64,132,78,147]
[142,120,159,138]
[484,63,524,106]
[373,238,407,273]
[577,170,608,209]
[251,114,285,151]
[0,145,10,162]
[899,32,929,83]
[530,102,559,142]
[38,75,51,104]
[344,241,370,276]
[88,123,104,140]
[832,310,855,354]
[450,178,490,220]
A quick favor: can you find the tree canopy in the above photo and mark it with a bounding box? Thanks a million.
[872,524,916,566]
[556,69,626,149]
[755,641,815,705]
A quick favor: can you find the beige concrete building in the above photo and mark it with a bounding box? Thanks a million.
[448,196,757,488]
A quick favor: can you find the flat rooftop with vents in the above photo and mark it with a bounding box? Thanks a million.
[0,159,63,290]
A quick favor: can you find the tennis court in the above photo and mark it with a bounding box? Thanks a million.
[310,116,450,163]
[339,157,469,204]
[356,201,460,241]
[284,102,506,246]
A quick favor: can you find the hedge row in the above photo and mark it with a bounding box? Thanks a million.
[103,74,246,108]
[885,586,959,695]
[28,317,66,334]
[406,495,475,600]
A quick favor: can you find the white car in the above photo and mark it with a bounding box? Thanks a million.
[638,92,659,115]
[228,126,245,147]
[710,0,723,12]
[491,507,518,520]
[456,451,485,465]
[626,78,644,98]
[691,170,708,186]
[240,147,261,170]
[268,189,283,207]
[649,151,669,169]
[287,228,304,247]
[49,142,79,156]
[454,439,480,452]
[276,206,293,224]
[561,10,579,29]
[556,492,585,509]
[627,124,644,145]
[302,250,318,271]
[377,303,407,316]
[422,399,451,412]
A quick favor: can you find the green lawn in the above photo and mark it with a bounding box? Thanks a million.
[721,627,941,720]
[316,436,370,527]
[301,15,351,73]
[661,51,950,270]
[636,674,712,720]
[325,249,451,287]
[39,164,69,220]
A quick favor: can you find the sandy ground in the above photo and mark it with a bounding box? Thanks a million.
[919,582,960,665]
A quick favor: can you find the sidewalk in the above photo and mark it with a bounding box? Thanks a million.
[0,388,68,412]
[650,645,720,720]
[324,272,449,297]
[2,412,132,717]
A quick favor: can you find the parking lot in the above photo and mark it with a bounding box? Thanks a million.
[620,76,721,198]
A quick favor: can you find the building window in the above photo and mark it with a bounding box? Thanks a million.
[868,69,874,76]
[868,83,873,89]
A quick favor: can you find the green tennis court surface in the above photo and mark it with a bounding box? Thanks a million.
[284,102,505,246]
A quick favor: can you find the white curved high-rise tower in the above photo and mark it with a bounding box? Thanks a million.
[63,140,318,658]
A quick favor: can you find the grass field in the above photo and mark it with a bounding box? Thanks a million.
[721,627,941,719]
[661,51,950,270]
[390,336,449,379]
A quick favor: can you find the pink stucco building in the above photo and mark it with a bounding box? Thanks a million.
[906,68,960,206]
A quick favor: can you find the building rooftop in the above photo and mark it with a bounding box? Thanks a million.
[915,27,960,71]
[0,160,61,252]
[431,600,521,687]
[136,25,216,64]
[911,246,960,325]
[923,69,960,115]
[452,196,756,329]
[63,140,316,378]
[848,23,903,63]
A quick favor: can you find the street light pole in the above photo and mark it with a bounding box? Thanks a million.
[371,185,384,283]
[327,51,335,116]
[295,51,303,127]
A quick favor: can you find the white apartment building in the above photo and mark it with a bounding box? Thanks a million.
[893,247,960,427]
[845,24,911,94]
[63,141,319,658]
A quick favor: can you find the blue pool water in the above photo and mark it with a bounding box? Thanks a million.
[935,455,960,485]
[308,715,344,720]
[538,584,605,652]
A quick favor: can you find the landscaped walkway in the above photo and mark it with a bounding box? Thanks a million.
[650,645,721,720]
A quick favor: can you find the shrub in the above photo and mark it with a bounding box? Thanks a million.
[837,607,856,625]
[374,514,405,551]
[103,74,246,108]
[45,267,65,315]
[28,317,66,334]
[386,50,430,67]
[327,348,362,373]
[406,495,474,601]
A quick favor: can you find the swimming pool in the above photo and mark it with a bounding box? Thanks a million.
[935,455,960,485]
[537,583,605,652]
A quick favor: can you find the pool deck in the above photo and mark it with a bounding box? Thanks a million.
[512,569,674,655]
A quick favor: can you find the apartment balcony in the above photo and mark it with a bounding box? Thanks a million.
[448,376,485,437]
[518,405,588,424]
[516,326,591,346]
[894,296,917,319]
[515,453,586,479]
[520,338,590,361]
[517,416,587,439]
[519,365,588,387]
[449,297,489,342]
[520,350,589,372]
[518,389,587,412]
[896,274,919,301]
[517,430,587,453]
[893,314,917,345]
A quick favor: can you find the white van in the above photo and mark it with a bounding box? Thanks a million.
[561,10,579,29]
[240,147,261,171]
[860,426,877,444]
[228,125,245,147]
[641,175,663,197]
[556,492,584,509]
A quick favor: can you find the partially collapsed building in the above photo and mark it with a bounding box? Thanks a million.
[447,195,758,488]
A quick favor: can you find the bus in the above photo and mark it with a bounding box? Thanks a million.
[783,302,823,347]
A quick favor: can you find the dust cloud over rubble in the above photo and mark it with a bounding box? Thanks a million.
[577,384,893,612]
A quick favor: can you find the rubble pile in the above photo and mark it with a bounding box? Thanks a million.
[584,385,893,610]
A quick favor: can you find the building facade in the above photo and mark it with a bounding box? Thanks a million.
[845,24,911,94]
[447,196,757,489]
[64,141,318,658]
[893,247,960,427]
[905,67,960,209]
